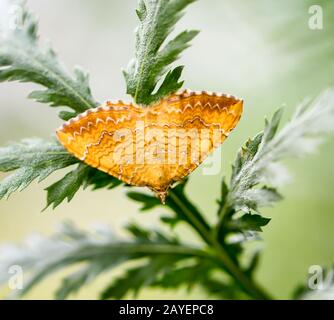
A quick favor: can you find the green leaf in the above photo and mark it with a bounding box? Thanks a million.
[0,139,77,200]
[152,261,211,290]
[101,255,183,299]
[44,164,89,210]
[127,191,161,211]
[124,0,198,105]
[152,65,184,100]
[152,260,239,299]
[0,137,121,208]
[55,266,98,300]
[84,168,122,190]
[233,187,282,212]
[0,221,208,299]
[126,223,152,242]
[227,90,334,214]
[231,132,263,184]
[0,1,98,116]
[160,215,180,228]
[227,213,271,232]
[45,165,122,209]
[56,255,128,300]
[262,108,284,144]
[58,111,79,121]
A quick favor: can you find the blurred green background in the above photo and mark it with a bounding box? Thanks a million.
[0,0,333,299]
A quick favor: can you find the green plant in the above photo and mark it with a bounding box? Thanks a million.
[0,0,334,300]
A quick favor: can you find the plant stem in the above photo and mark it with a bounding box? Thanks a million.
[169,190,272,300]
[213,200,231,239]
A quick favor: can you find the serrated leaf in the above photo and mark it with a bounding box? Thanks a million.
[152,65,184,101]
[58,111,78,121]
[231,132,263,182]
[0,139,77,200]
[152,260,213,291]
[0,221,206,299]
[227,90,334,215]
[44,164,88,210]
[152,260,239,299]
[124,0,198,105]
[0,2,98,116]
[262,108,284,144]
[0,138,121,208]
[234,187,282,212]
[227,214,271,232]
[56,257,127,300]
[101,255,183,299]
[84,168,122,190]
[126,223,152,242]
[45,165,122,210]
[160,215,180,228]
[126,191,161,211]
